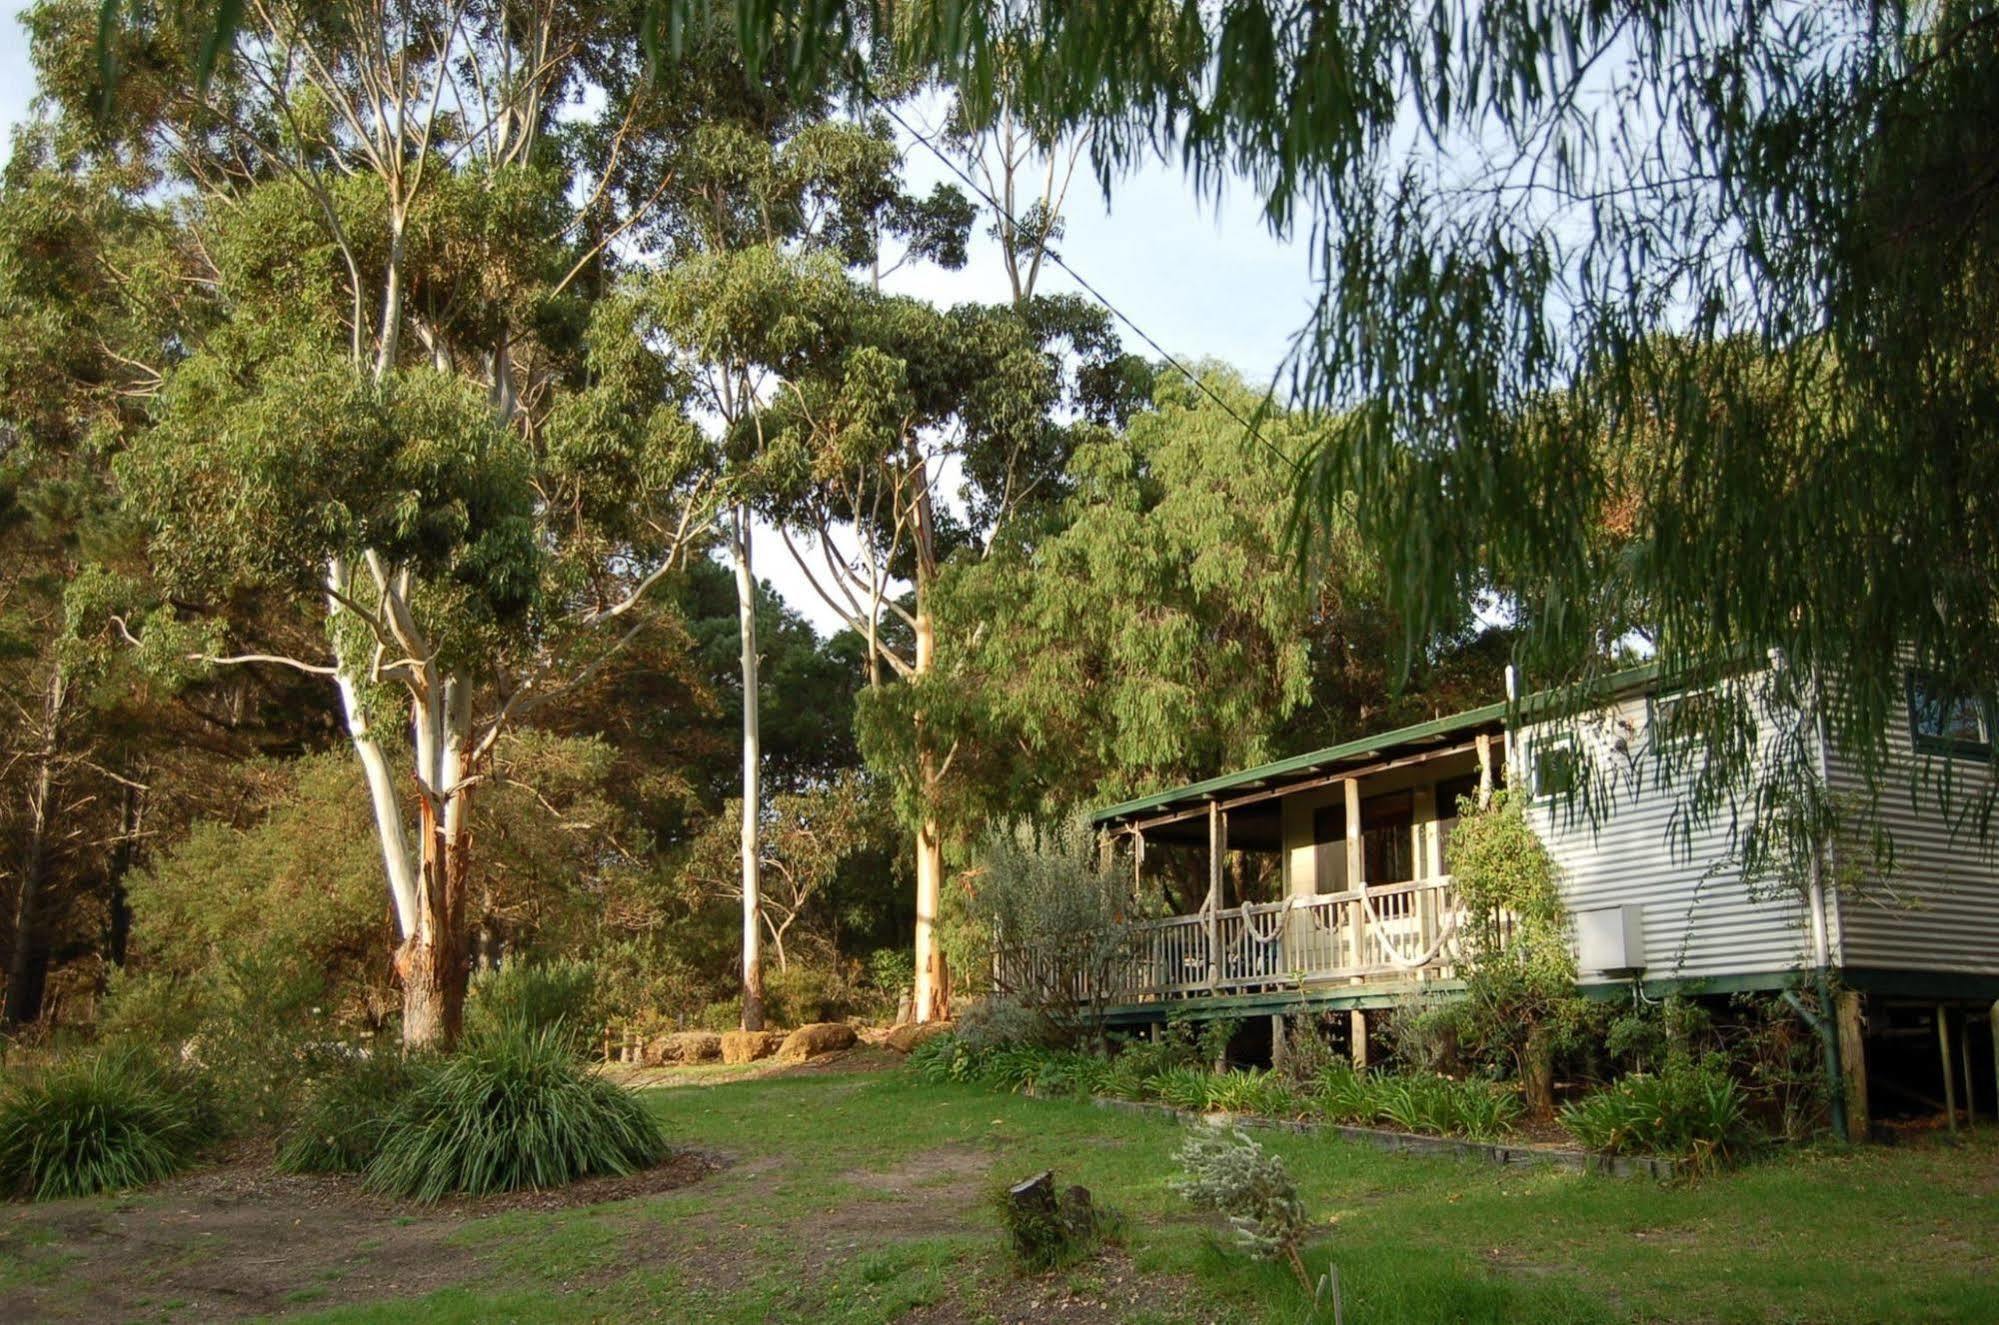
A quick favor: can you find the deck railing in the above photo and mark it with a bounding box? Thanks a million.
[995,875,1489,1007]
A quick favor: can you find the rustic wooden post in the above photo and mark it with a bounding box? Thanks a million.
[1475,732,1495,808]
[1412,784,1438,975]
[1349,1009,1369,1070]
[1990,1001,1998,1127]
[1344,777,1365,972]
[1962,1007,1977,1124]
[1938,1005,1958,1135]
[1836,991,1870,1140]
[1207,801,1224,989]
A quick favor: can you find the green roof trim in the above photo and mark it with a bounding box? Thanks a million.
[1091,701,1507,825]
[1090,662,1671,826]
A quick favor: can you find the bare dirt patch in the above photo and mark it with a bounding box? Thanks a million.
[903,1248,1203,1324]
[0,1145,720,1321]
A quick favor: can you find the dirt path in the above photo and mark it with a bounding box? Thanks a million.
[0,1148,718,1321]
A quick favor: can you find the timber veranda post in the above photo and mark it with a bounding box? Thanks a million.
[1343,777,1364,972]
[1344,776,1368,1067]
[1207,801,1225,990]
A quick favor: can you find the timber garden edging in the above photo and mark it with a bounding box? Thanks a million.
[1021,1086,1685,1180]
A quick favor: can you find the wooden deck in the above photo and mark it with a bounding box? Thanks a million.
[996,875,1492,1012]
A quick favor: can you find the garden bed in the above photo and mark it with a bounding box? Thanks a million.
[1037,1089,1684,1179]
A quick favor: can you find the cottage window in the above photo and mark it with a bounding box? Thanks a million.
[1908,671,1991,758]
[1650,686,1722,751]
[1532,742,1580,798]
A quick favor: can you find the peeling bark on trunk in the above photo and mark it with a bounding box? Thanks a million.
[401,740,474,1050]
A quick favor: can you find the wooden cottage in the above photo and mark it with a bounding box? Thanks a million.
[1026,663,1999,1127]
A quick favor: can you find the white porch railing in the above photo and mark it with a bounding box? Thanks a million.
[995,875,1491,1007]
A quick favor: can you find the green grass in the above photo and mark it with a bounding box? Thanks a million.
[5,1066,1995,1322]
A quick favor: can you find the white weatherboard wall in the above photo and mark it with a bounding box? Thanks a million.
[1515,682,1815,985]
[1824,679,1999,978]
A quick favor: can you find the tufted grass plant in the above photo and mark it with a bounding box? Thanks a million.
[276,1049,425,1175]
[0,1048,216,1201]
[363,1021,666,1201]
[1561,1061,1755,1170]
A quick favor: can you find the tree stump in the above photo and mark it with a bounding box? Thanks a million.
[1004,1171,1101,1269]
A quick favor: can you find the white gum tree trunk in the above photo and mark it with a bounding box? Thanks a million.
[734,507,767,1031]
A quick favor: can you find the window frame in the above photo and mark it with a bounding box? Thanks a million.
[1906,669,1993,761]
[1647,684,1722,754]
[1531,739,1580,800]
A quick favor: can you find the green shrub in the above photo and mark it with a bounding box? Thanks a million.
[908,1032,968,1083]
[1204,1068,1305,1118]
[1309,1062,1376,1124]
[763,962,861,1026]
[1031,1051,1112,1097]
[1370,1074,1522,1141]
[0,1049,216,1200]
[978,1046,1049,1092]
[1099,1053,1155,1101]
[955,996,1056,1054]
[1561,1062,1755,1169]
[1172,1126,1312,1287]
[867,948,914,1001]
[1153,1066,1217,1112]
[1450,1079,1526,1141]
[276,1051,423,1175]
[466,959,599,1051]
[364,1023,667,1200]
[99,946,344,1133]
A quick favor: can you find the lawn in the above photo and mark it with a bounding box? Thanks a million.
[1,1055,1994,1323]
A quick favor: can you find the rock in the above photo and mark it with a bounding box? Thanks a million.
[644,1030,722,1067]
[720,1029,783,1064]
[884,1019,954,1054]
[777,1021,858,1062]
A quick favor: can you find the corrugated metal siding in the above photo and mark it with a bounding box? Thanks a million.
[1517,686,1812,983]
[1824,679,1999,977]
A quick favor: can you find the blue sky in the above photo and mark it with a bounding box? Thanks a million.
[0,4,1313,630]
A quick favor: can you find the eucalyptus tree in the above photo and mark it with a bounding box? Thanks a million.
[629,92,971,1030]
[617,2,1999,861]
[22,0,725,1046]
[648,0,1999,867]
[937,367,1502,825]
[771,288,1146,1020]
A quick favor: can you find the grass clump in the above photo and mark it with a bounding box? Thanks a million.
[1561,1061,1754,1168]
[363,1022,666,1201]
[276,1050,424,1175]
[0,1049,215,1201]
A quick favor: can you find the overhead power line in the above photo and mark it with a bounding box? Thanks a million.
[878,100,1301,477]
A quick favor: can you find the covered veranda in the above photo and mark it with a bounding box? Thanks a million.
[997,707,1512,1026]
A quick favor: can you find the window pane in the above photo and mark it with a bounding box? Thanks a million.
[1911,674,1989,750]
[1535,745,1578,797]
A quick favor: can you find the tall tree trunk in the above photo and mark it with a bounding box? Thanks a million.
[401,775,472,1047]
[910,603,950,1023]
[401,679,474,1049]
[4,667,67,1029]
[734,507,766,1032]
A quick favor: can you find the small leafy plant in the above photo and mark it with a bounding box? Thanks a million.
[1172,1126,1314,1288]
[0,1049,216,1200]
